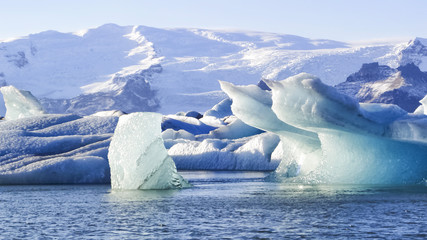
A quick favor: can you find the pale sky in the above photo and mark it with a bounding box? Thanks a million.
[1,0,426,42]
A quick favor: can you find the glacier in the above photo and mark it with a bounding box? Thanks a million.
[108,112,190,190]
[221,74,427,184]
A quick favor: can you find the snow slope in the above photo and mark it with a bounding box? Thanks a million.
[0,24,424,116]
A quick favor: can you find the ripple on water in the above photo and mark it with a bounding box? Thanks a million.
[0,172,425,239]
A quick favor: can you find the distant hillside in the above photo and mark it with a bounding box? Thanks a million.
[1,24,426,115]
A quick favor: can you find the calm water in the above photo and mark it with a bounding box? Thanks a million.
[0,171,426,239]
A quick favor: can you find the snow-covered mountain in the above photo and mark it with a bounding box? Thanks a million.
[0,24,426,115]
[336,62,427,112]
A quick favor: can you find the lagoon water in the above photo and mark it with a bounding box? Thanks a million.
[0,171,426,239]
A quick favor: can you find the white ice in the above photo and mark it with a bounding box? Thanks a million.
[108,112,190,190]
[162,115,217,135]
[203,98,233,118]
[164,106,280,171]
[0,85,45,120]
[202,116,263,140]
[168,132,280,171]
[221,74,427,184]
[414,95,427,115]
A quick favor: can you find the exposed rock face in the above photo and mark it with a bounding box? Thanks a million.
[40,64,161,115]
[336,62,427,112]
[6,51,28,68]
[345,62,396,83]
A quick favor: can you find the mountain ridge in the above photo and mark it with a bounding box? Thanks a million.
[0,24,426,115]
[336,62,427,112]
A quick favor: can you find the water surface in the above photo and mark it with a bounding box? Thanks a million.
[0,171,426,239]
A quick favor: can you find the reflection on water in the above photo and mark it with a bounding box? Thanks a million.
[108,188,180,201]
[0,171,426,239]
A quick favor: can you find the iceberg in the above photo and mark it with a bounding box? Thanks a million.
[162,129,196,141]
[203,116,264,140]
[0,108,277,184]
[168,132,280,171]
[0,85,45,120]
[221,73,427,184]
[108,112,190,190]
[162,115,216,135]
[0,114,117,184]
[204,98,233,118]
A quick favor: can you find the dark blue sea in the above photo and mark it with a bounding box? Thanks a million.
[0,171,426,239]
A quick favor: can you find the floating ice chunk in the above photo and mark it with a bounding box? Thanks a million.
[108,112,189,190]
[199,116,226,128]
[204,98,233,118]
[202,116,263,140]
[162,115,216,135]
[90,110,126,117]
[0,114,117,184]
[220,80,321,168]
[162,128,195,141]
[1,85,45,120]
[221,74,427,184]
[0,155,110,185]
[169,132,280,171]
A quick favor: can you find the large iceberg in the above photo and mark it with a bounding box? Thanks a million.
[0,114,117,184]
[221,73,427,184]
[0,85,45,120]
[108,112,190,190]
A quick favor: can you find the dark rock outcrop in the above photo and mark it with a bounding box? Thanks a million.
[336,62,427,112]
[41,64,162,115]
